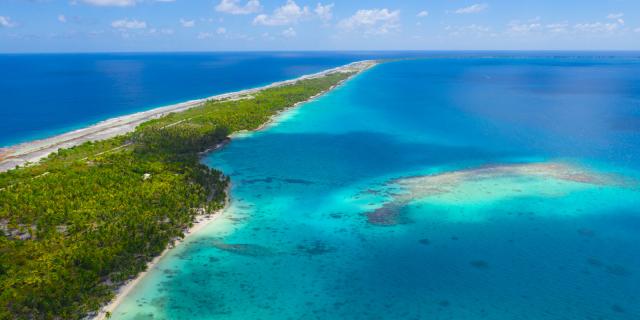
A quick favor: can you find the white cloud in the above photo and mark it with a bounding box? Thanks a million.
[198,28,227,39]
[0,16,15,28]
[454,3,488,14]
[215,0,261,15]
[197,32,213,39]
[282,27,296,37]
[58,15,67,23]
[446,24,491,36]
[80,0,137,7]
[111,19,147,29]
[149,28,174,35]
[606,13,624,25]
[338,8,400,35]
[315,3,334,22]
[546,22,569,33]
[571,13,626,34]
[180,18,195,27]
[506,16,627,37]
[507,20,542,33]
[417,10,429,18]
[607,13,623,19]
[253,0,309,26]
[505,16,624,36]
[635,27,640,33]
[574,22,619,33]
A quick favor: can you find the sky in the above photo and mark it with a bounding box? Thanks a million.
[1,0,639,53]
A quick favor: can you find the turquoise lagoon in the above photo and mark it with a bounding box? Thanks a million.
[111,57,640,319]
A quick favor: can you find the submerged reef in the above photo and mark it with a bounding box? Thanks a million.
[295,240,337,256]
[211,240,274,257]
[391,162,628,202]
[363,162,631,226]
[366,203,413,226]
[469,260,490,269]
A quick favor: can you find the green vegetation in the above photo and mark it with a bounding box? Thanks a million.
[0,71,354,319]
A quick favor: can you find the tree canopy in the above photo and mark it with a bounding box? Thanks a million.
[0,72,354,319]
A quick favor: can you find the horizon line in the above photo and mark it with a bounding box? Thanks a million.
[2,49,640,55]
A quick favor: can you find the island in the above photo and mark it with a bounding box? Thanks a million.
[0,60,376,319]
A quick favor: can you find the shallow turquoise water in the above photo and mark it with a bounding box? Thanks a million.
[112,58,640,319]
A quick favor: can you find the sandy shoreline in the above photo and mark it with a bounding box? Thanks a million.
[0,60,377,173]
[89,60,377,319]
[93,195,229,320]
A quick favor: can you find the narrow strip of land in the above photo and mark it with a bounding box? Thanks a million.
[0,60,376,173]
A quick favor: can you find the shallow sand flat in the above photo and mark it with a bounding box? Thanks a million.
[0,60,377,173]
[366,162,634,226]
[392,162,629,199]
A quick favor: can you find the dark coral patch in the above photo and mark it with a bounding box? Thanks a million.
[281,178,314,185]
[296,240,336,256]
[611,304,625,313]
[365,203,412,226]
[577,228,596,237]
[211,240,274,257]
[361,188,382,195]
[329,212,344,219]
[586,257,603,267]
[438,300,450,307]
[606,264,631,277]
[470,260,489,269]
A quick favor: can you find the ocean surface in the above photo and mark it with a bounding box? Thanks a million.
[0,52,414,147]
[108,55,640,319]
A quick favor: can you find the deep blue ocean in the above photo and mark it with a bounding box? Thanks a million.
[5,52,639,319]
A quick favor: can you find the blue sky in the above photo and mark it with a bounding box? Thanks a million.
[1,0,639,52]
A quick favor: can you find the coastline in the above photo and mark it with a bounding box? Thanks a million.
[238,65,372,135]
[93,190,230,320]
[0,60,377,173]
[91,153,230,319]
[90,60,378,319]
